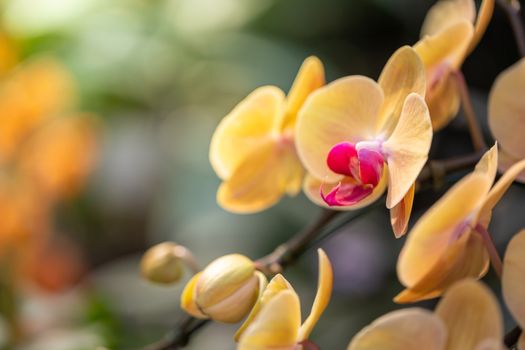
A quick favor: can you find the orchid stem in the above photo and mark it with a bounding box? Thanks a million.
[453,71,488,152]
[497,0,525,57]
[475,224,503,279]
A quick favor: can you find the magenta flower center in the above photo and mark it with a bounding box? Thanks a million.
[321,141,385,207]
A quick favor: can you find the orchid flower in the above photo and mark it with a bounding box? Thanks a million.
[296,46,431,237]
[488,58,525,183]
[502,229,525,349]
[236,249,333,350]
[348,279,504,350]
[415,0,494,130]
[396,144,525,303]
[209,57,324,213]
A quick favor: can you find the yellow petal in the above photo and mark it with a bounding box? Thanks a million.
[390,183,415,238]
[281,56,325,132]
[478,158,525,224]
[302,168,388,211]
[502,230,525,330]
[347,308,446,350]
[488,58,525,160]
[395,230,489,303]
[296,76,384,182]
[237,290,301,350]
[426,73,461,131]
[435,279,503,350]
[210,86,285,180]
[420,0,476,37]
[415,20,474,72]
[469,0,495,54]
[18,115,99,199]
[217,139,304,213]
[297,249,333,341]
[397,172,491,288]
[180,272,208,319]
[0,58,74,163]
[498,148,525,184]
[474,339,506,350]
[383,93,432,209]
[474,143,498,185]
[376,46,426,136]
[235,273,293,342]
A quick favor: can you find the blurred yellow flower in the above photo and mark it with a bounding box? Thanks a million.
[348,279,503,350]
[235,249,333,350]
[210,57,324,213]
[396,144,525,303]
[489,58,525,183]
[181,254,267,323]
[415,0,494,130]
[296,46,431,237]
[502,229,525,349]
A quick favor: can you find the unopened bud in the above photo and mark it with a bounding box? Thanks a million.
[181,254,266,323]
[141,242,184,284]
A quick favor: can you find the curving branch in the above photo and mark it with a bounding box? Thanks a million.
[497,0,525,57]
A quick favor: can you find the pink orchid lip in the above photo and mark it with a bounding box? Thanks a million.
[322,141,385,207]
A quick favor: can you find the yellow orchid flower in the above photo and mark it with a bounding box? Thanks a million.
[415,0,494,130]
[396,144,525,303]
[209,57,325,213]
[236,249,333,349]
[296,46,431,237]
[489,58,525,183]
[348,279,504,350]
[503,229,525,349]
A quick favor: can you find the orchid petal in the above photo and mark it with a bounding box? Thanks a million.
[303,170,388,211]
[426,72,461,131]
[390,183,415,238]
[180,272,208,319]
[210,86,285,180]
[347,308,447,350]
[474,143,498,185]
[358,148,384,186]
[397,172,491,288]
[383,93,432,209]
[235,274,294,342]
[217,139,304,213]
[503,230,525,331]
[376,46,426,136]
[469,0,495,54]
[296,76,384,182]
[321,182,373,207]
[436,279,503,350]
[395,230,489,303]
[326,142,358,177]
[474,339,506,350]
[415,20,473,72]
[298,249,333,341]
[237,290,301,350]
[420,0,476,37]
[282,56,325,131]
[488,58,525,160]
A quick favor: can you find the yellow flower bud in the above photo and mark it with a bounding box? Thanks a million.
[181,254,267,323]
[141,242,184,284]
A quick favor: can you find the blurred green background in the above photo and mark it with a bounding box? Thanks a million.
[1,0,524,349]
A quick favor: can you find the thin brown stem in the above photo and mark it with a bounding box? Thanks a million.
[453,71,487,152]
[475,224,503,279]
[497,0,525,57]
[417,151,484,186]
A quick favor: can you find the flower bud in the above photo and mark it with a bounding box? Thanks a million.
[181,254,267,323]
[141,242,184,284]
